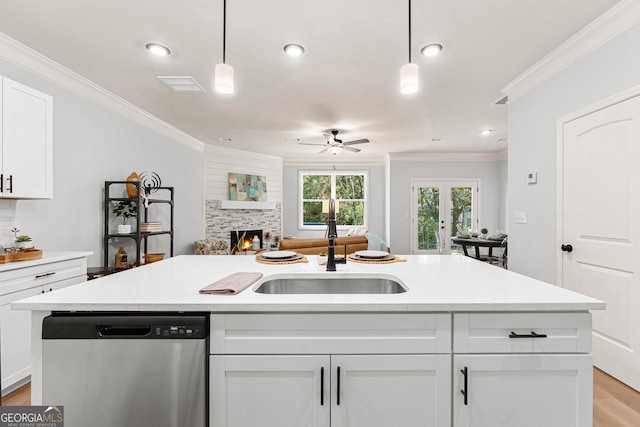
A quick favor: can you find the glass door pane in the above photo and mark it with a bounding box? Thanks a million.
[450,186,473,239]
[417,186,440,252]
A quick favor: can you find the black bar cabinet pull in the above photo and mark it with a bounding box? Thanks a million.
[0,173,3,193]
[460,366,468,405]
[7,175,13,194]
[35,272,56,279]
[320,367,324,406]
[509,331,548,338]
[337,366,341,406]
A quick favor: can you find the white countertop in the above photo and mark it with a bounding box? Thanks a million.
[0,251,93,272]
[12,254,604,312]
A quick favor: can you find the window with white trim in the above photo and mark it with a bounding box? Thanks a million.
[299,171,368,230]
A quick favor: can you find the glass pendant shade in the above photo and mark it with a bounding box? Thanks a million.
[215,63,234,94]
[400,63,419,94]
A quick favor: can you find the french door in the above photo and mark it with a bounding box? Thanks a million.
[411,179,479,254]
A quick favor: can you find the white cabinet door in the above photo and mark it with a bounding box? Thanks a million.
[0,286,44,392]
[331,354,451,427]
[210,355,330,427]
[1,77,53,199]
[453,354,592,427]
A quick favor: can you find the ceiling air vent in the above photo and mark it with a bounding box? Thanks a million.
[156,76,205,93]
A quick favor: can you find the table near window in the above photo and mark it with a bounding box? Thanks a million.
[451,236,506,261]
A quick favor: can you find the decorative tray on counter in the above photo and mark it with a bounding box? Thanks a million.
[0,248,42,263]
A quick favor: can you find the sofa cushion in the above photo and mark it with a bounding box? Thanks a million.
[278,235,370,255]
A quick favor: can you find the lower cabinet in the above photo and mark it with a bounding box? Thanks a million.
[0,257,88,394]
[210,354,451,427]
[210,312,593,427]
[453,354,593,427]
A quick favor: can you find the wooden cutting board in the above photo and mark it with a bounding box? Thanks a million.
[0,249,42,263]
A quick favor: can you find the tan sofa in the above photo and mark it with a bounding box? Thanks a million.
[278,235,371,255]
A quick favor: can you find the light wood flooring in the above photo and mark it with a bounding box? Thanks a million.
[3,368,640,425]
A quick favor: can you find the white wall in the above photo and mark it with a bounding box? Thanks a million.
[282,163,386,240]
[388,155,506,254]
[507,22,640,283]
[0,58,205,268]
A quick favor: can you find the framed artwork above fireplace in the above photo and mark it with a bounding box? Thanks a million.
[229,173,268,202]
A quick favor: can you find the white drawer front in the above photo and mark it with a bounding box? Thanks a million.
[454,312,591,354]
[0,258,87,296]
[211,313,452,354]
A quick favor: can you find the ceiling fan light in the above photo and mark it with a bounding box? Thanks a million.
[420,43,442,57]
[214,63,234,94]
[400,63,419,94]
[327,146,343,155]
[284,44,305,57]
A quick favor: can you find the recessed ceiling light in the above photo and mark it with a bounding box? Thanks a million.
[146,43,171,56]
[431,138,442,142]
[217,137,233,143]
[283,44,305,57]
[480,129,493,136]
[420,43,442,57]
[498,138,508,143]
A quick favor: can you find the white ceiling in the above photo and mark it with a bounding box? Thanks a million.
[0,0,621,160]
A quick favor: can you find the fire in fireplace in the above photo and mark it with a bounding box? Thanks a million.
[230,230,263,252]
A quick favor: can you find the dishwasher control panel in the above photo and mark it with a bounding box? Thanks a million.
[155,324,205,338]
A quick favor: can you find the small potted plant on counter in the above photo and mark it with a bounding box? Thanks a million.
[11,227,34,249]
[481,227,488,238]
[112,200,137,234]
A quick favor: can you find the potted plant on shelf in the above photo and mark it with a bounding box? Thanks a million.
[112,201,137,234]
[480,228,489,238]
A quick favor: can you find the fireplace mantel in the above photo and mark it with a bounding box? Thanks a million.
[220,201,277,210]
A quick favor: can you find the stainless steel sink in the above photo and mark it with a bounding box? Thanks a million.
[253,277,407,294]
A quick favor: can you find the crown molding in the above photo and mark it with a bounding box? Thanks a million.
[206,144,283,165]
[0,32,205,152]
[502,0,640,103]
[283,155,386,165]
[388,151,507,162]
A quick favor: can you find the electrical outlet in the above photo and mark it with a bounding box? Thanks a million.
[515,211,526,224]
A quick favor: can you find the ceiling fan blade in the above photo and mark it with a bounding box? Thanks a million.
[342,146,361,153]
[318,147,329,154]
[343,139,369,145]
[299,142,329,146]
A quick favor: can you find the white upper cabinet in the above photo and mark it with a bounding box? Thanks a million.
[1,77,53,199]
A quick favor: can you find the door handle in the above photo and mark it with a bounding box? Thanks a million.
[460,366,468,405]
[320,367,325,406]
[561,244,573,252]
[7,175,13,194]
[336,366,341,406]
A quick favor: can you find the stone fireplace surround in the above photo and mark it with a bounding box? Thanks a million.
[205,200,281,254]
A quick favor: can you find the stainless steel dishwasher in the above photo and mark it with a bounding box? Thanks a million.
[42,313,208,427]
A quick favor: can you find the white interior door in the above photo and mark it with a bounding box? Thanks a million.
[561,94,640,390]
[412,179,478,254]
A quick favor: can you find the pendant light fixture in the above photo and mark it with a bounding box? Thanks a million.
[400,0,419,94]
[215,0,234,94]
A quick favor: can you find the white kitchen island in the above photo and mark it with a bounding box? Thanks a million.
[13,254,604,427]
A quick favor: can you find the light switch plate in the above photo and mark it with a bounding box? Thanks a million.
[527,171,538,184]
[515,211,527,224]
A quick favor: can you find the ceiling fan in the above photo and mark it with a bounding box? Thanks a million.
[299,130,369,154]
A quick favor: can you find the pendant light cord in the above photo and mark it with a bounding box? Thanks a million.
[408,0,412,63]
[222,0,227,64]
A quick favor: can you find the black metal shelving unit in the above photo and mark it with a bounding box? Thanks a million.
[103,180,174,269]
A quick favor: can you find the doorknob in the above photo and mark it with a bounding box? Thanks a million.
[561,244,573,252]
